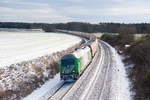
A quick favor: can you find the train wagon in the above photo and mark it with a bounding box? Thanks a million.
[90,38,98,57]
[59,46,92,80]
[82,37,98,57]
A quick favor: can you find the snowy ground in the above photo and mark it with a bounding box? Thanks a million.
[107,44,132,100]
[23,41,132,100]
[0,31,82,99]
[0,31,81,67]
[0,30,131,100]
[23,74,63,100]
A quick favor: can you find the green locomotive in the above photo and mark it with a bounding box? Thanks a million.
[59,46,92,80]
[59,37,98,80]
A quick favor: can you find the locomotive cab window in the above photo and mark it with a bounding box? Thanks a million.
[61,59,75,66]
[61,54,75,66]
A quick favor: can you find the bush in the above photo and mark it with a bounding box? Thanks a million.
[42,25,56,32]
[125,37,150,100]
[100,34,120,46]
[127,39,150,66]
[101,26,134,50]
[0,89,6,98]
[118,26,134,49]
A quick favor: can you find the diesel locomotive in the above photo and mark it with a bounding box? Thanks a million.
[59,34,98,80]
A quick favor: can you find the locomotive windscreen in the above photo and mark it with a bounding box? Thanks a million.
[61,54,75,66]
[61,59,75,66]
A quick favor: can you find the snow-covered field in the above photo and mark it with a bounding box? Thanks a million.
[0,31,82,99]
[0,31,81,67]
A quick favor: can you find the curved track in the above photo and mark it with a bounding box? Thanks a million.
[85,40,114,100]
[46,42,101,100]
[61,40,113,100]
[45,40,115,100]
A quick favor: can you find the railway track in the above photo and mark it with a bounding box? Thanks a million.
[61,41,111,100]
[44,41,101,100]
[85,40,113,100]
[48,82,74,100]
[45,40,116,100]
[45,42,101,100]
[24,30,130,100]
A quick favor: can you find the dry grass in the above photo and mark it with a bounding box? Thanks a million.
[0,89,6,98]
[32,64,44,73]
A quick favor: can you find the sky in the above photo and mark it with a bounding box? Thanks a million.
[0,0,150,24]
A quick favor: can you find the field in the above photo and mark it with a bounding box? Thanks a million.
[93,33,145,40]
[134,34,146,40]
[0,31,82,99]
[93,33,118,38]
[0,32,81,67]
[93,33,103,38]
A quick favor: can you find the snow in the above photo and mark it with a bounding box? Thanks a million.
[125,45,131,48]
[107,44,132,100]
[23,40,132,100]
[0,31,81,67]
[23,74,64,100]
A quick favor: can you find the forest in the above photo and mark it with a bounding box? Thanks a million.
[0,22,150,34]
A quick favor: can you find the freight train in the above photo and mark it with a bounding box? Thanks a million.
[59,31,98,80]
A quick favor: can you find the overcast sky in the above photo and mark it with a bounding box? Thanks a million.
[0,0,150,23]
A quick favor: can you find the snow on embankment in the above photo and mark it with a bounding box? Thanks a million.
[0,32,83,99]
[106,43,131,100]
[23,74,63,100]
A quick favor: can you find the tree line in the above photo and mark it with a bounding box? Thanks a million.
[0,22,150,34]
